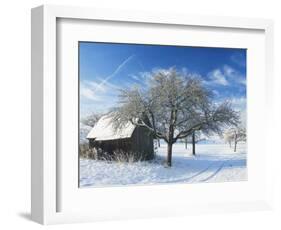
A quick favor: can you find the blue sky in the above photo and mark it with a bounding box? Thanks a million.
[79,42,246,122]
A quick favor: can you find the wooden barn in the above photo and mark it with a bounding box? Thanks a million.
[86,115,154,161]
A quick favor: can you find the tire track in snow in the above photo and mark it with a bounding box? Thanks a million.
[198,162,225,182]
[165,161,219,184]
[197,156,237,183]
[187,161,223,183]
[166,156,236,184]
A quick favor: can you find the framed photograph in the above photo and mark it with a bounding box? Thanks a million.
[31,5,274,225]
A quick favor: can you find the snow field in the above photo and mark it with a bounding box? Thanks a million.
[80,143,247,187]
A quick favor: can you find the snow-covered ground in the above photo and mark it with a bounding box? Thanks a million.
[80,142,247,187]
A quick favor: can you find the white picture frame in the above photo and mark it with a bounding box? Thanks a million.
[31,5,274,225]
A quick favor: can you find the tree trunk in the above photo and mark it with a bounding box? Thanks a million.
[167,142,173,167]
[158,139,160,147]
[192,131,196,155]
[185,138,187,149]
[167,110,175,167]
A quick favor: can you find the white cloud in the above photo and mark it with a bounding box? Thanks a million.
[223,65,246,86]
[129,71,153,88]
[80,54,135,116]
[80,83,99,101]
[86,81,107,93]
[208,69,229,86]
[223,65,235,76]
[207,65,246,86]
[80,79,121,117]
[237,78,246,85]
[130,74,142,82]
[231,97,246,110]
[231,52,246,67]
[212,90,219,96]
[80,79,120,101]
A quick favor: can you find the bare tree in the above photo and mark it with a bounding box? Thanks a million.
[111,68,239,167]
[224,127,246,152]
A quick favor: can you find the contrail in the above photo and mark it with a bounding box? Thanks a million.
[98,54,135,88]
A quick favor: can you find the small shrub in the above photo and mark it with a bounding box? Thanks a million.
[79,143,99,159]
[79,143,88,158]
[111,150,145,163]
[80,144,154,163]
[98,149,150,163]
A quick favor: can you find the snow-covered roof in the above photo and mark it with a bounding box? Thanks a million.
[87,115,136,141]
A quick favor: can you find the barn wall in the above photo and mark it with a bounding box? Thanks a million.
[89,138,132,155]
[88,126,154,161]
[131,126,154,160]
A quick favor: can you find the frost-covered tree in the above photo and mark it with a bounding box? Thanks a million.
[224,127,246,152]
[80,113,103,144]
[224,129,234,148]
[81,113,102,127]
[112,68,239,166]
